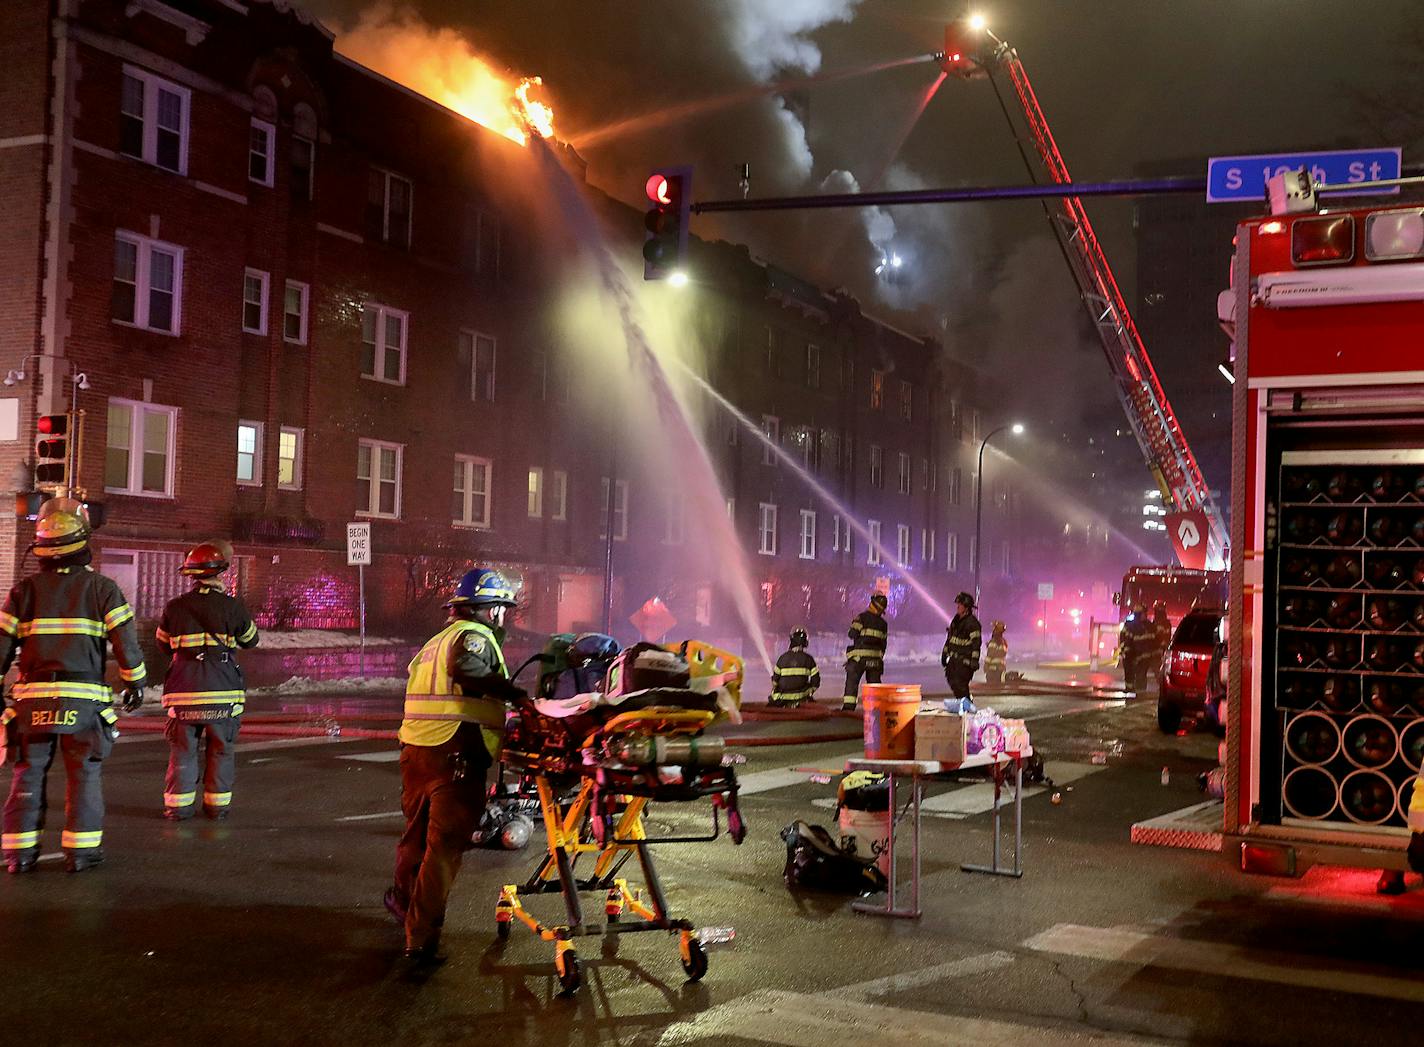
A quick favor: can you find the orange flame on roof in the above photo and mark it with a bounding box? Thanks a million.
[335,7,554,145]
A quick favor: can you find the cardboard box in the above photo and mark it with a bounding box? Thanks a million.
[914,709,968,764]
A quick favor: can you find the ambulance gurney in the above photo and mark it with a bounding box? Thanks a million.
[494,638,746,994]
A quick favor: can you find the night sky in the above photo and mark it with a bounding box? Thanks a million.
[302,0,1424,526]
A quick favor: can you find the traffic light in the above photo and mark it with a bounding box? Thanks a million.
[34,413,70,487]
[940,19,986,79]
[643,166,692,281]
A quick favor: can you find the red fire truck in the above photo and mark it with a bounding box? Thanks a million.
[1222,184,1424,876]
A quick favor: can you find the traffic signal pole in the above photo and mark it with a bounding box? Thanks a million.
[688,174,1206,215]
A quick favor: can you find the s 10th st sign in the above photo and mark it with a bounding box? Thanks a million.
[1206,148,1400,203]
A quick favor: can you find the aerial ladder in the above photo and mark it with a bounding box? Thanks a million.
[940,18,1228,570]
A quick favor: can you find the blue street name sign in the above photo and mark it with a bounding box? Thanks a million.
[1206,148,1401,203]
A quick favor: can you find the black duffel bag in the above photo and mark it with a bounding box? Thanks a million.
[780,819,887,894]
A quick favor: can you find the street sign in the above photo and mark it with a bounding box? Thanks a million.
[1036,583,1054,601]
[630,596,677,643]
[346,522,372,566]
[1206,148,1400,203]
[1166,510,1209,571]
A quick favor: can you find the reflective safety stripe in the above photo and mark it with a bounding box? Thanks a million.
[775,667,812,677]
[237,623,258,644]
[2,830,40,850]
[12,681,111,701]
[773,689,813,701]
[165,791,196,808]
[1409,774,1424,834]
[155,627,171,645]
[203,791,232,808]
[166,633,237,648]
[401,695,506,728]
[99,707,118,725]
[163,691,245,705]
[860,628,887,640]
[847,649,885,661]
[119,664,146,682]
[0,610,17,636]
[0,708,14,727]
[18,617,105,638]
[61,830,102,849]
[104,604,135,630]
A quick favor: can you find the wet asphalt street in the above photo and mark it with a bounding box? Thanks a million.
[3,668,1423,1046]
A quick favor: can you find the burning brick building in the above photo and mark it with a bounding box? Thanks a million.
[0,0,1022,651]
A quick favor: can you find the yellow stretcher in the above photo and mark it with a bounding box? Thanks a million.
[494,641,745,995]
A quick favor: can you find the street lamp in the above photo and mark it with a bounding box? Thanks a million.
[973,422,1025,602]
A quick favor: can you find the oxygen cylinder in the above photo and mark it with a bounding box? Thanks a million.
[609,734,726,767]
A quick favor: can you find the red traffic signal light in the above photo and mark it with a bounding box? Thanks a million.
[34,413,71,488]
[642,166,692,281]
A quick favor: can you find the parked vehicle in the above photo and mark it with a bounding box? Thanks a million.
[1157,608,1223,734]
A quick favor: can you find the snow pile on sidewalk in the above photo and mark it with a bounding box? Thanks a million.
[256,629,404,649]
[251,674,404,696]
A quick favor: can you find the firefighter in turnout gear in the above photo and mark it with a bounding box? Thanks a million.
[942,592,982,704]
[156,542,259,820]
[985,621,1008,685]
[0,501,146,874]
[843,593,889,711]
[770,628,820,707]
[385,568,525,966]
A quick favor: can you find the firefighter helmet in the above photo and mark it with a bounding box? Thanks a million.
[991,620,1006,632]
[448,568,516,608]
[869,593,888,611]
[789,628,809,649]
[33,499,90,560]
[955,591,976,609]
[181,541,231,578]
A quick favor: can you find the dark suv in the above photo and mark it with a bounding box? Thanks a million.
[1157,608,1223,734]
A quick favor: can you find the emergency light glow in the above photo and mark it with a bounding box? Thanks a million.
[968,14,987,31]
[1291,215,1355,266]
[668,270,689,287]
[1364,209,1424,261]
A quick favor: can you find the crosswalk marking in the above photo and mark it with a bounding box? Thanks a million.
[736,752,862,795]
[341,750,399,763]
[838,950,1016,999]
[1023,922,1424,1005]
[655,988,1164,1046]
[335,809,403,822]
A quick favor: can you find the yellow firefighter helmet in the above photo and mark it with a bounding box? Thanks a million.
[33,498,91,560]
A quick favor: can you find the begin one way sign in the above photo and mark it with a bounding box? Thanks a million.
[346,522,372,566]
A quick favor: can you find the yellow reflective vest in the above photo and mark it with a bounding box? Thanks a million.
[399,618,508,754]
[1409,771,1424,835]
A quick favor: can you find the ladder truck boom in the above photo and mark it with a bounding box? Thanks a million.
[944,20,1228,570]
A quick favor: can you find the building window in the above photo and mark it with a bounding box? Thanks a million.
[361,304,407,385]
[950,467,963,506]
[758,503,778,556]
[463,330,496,402]
[869,445,884,489]
[799,509,816,560]
[357,439,402,519]
[899,380,913,422]
[921,528,936,563]
[764,327,777,376]
[897,452,911,494]
[867,520,882,565]
[951,400,965,441]
[119,66,189,174]
[664,492,685,545]
[805,344,821,390]
[249,119,275,186]
[453,455,491,528]
[112,233,182,334]
[969,536,977,574]
[527,466,544,517]
[282,281,309,344]
[761,415,779,466]
[971,410,982,444]
[896,525,911,566]
[366,168,413,248]
[551,470,568,521]
[236,421,263,485]
[290,135,315,202]
[832,514,846,553]
[277,426,303,490]
[242,269,269,335]
[1001,540,1012,577]
[600,478,629,541]
[947,532,959,571]
[870,369,885,409]
[465,207,502,278]
[105,399,176,497]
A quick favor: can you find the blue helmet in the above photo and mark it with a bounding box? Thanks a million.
[448,568,516,609]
